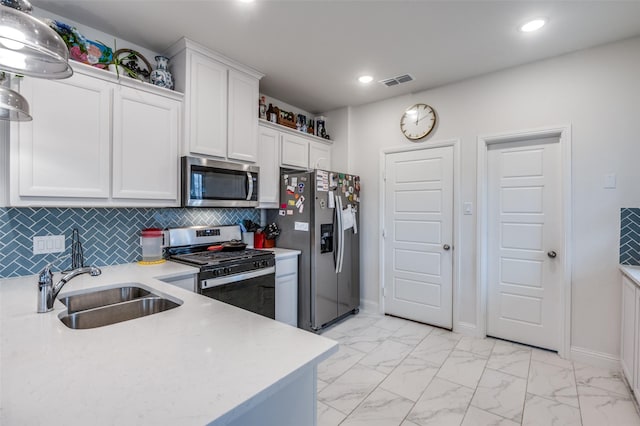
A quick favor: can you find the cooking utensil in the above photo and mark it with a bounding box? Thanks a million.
[222,240,247,251]
[207,245,223,252]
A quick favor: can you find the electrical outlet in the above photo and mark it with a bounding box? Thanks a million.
[33,235,65,255]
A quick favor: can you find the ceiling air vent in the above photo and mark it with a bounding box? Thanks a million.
[379,74,414,87]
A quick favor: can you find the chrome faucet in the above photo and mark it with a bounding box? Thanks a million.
[37,265,101,313]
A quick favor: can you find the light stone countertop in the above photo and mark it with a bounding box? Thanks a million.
[0,261,337,425]
[621,265,640,286]
[260,247,302,259]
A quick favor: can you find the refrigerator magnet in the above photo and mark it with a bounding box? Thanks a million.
[279,210,286,216]
[295,193,299,199]
[291,177,298,186]
[287,185,296,193]
[287,210,293,215]
[280,203,287,209]
[299,203,304,214]
[288,200,296,206]
[294,222,309,231]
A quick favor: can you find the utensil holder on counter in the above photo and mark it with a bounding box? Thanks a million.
[264,239,275,248]
[242,232,254,248]
[254,232,265,249]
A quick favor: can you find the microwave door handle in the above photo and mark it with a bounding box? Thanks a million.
[246,172,253,201]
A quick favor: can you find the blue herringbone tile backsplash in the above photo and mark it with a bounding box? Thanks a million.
[0,207,260,278]
[621,208,640,266]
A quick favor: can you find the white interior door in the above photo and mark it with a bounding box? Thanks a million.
[486,137,562,351]
[383,146,453,329]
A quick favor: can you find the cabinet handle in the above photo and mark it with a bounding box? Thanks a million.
[443,244,451,251]
[547,250,557,258]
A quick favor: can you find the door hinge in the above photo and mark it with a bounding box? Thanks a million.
[383,287,387,297]
[382,229,386,238]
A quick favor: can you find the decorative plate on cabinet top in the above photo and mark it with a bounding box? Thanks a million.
[45,19,113,69]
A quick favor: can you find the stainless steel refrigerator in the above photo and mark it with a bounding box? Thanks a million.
[278,169,360,332]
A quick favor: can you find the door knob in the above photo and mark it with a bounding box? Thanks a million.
[547,250,557,258]
[443,244,451,251]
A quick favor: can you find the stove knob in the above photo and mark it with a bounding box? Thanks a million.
[261,260,268,267]
[223,267,231,274]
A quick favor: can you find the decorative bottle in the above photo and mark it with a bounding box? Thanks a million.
[150,55,174,90]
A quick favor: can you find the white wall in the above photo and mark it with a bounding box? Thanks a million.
[322,107,350,172]
[349,36,640,360]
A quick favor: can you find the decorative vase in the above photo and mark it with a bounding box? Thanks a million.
[150,55,174,90]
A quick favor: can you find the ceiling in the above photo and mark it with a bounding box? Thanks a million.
[32,1,640,114]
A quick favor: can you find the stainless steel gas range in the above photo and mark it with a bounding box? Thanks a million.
[167,225,276,319]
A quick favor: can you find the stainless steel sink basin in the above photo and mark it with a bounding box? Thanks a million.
[57,284,182,330]
[59,284,152,314]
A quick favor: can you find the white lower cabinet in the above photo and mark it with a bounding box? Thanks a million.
[620,272,640,405]
[159,274,197,293]
[276,256,299,327]
[10,63,183,207]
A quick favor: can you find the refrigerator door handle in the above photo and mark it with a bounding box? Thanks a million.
[332,199,339,274]
[336,195,345,274]
[335,193,342,273]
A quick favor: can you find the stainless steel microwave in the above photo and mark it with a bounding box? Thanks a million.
[181,156,259,208]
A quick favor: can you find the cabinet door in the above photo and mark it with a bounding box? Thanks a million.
[228,69,259,163]
[276,273,298,327]
[17,74,110,198]
[309,142,332,170]
[635,283,640,398]
[280,133,309,169]
[112,86,180,201]
[258,125,279,206]
[622,276,636,384]
[187,51,227,158]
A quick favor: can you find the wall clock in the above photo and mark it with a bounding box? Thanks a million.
[400,103,436,141]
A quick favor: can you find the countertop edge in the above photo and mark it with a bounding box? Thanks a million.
[621,265,640,286]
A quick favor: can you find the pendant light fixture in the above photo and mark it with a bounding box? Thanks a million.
[0,0,72,78]
[0,0,72,121]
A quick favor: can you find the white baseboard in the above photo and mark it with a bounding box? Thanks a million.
[455,321,483,337]
[359,299,379,315]
[570,345,621,371]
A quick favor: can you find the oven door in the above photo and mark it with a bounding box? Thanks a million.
[182,156,259,208]
[200,267,275,319]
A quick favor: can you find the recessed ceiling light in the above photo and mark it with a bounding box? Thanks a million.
[358,75,373,84]
[520,18,546,33]
[238,0,255,3]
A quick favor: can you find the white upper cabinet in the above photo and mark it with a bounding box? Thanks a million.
[167,38,263,163]
[309,141,332,170]
[112,86,180,201]
[281,132,309,169]
[228,69,259,162]
[186,51,227,158]
[14,72,111,200]
[10,62,183,207]
[257,125,280,207]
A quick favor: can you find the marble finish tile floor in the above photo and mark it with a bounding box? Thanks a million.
[318,311,640,426]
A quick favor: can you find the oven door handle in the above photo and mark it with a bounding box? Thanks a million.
[201,266,275,289]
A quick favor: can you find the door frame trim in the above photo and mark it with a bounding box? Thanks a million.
[476,125,572,357]
[379,139,461,330]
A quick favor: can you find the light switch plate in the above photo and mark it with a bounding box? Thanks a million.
[33,235,65,255]
[463,202,473,215]
[603,173,616,189]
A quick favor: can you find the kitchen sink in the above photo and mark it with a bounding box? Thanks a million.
[57,284,182,330]
[59,284,153,314]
